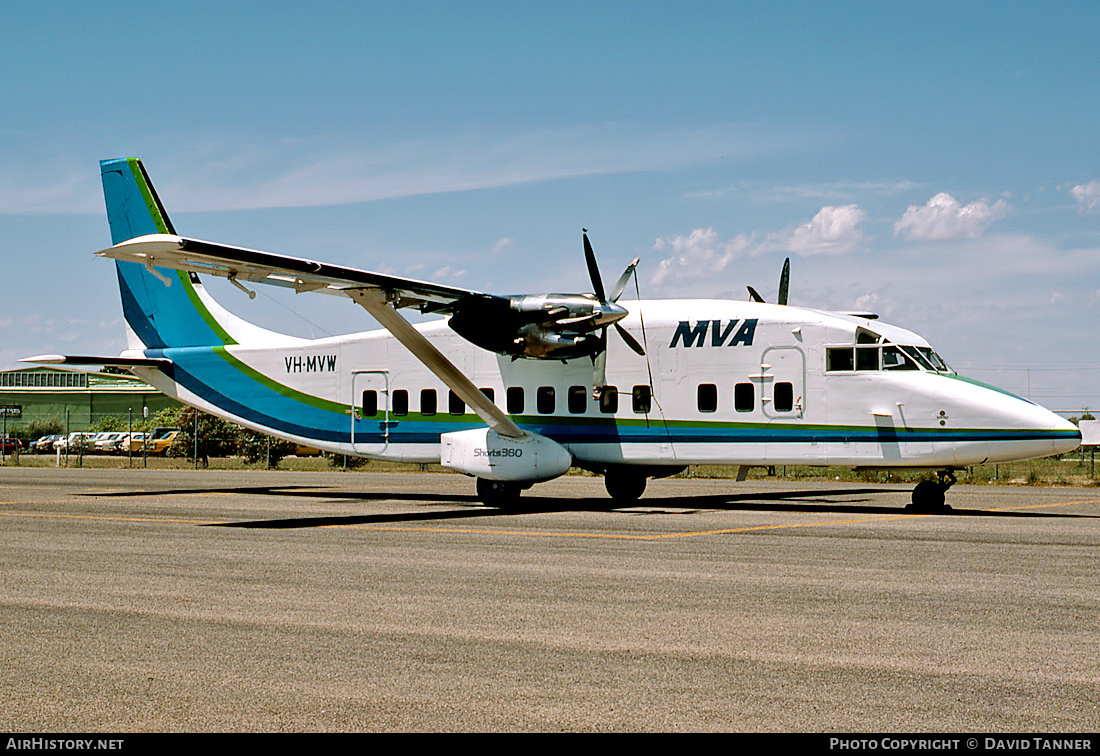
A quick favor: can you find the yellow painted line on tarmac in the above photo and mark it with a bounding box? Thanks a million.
[326,496,1100,541]
[981,498,1100,513]
[2,496,1096,542]
[329,513,917,541]
[0,507,218,526]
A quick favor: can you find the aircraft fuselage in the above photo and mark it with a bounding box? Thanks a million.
[130,297,1080,472]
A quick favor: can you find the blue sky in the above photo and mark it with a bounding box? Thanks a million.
[2,1,1098,411]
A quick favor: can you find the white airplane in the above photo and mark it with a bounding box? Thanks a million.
[26,158,1081,511]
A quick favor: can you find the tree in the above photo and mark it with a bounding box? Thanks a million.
[169,407,238,466]
[236,427,296,469]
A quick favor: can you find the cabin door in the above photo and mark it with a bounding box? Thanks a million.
[760,347,805,419]
[351,370,390,455]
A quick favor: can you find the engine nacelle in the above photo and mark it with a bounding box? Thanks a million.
[446,292,625,360]
[439,427,572,482]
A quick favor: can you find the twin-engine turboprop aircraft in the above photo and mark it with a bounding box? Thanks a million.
[26,158,1081,510]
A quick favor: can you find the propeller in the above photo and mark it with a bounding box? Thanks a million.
[778,257,790,306]
[747,257,791,305]
[583,230,645,356]
[582,230,644,394]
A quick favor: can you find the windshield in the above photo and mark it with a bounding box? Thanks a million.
[915,346,951,373]
[827,341,954,374]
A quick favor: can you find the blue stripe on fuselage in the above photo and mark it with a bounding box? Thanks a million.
[147,347,1077,450]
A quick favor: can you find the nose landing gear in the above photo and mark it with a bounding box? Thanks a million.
[907,470,957,513]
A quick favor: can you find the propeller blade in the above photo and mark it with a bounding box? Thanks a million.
[614,323,645,356]
[778,257,790,306]
[747,285,765,303]
[591,343,608,395]
[609,258,640,302]
[583,230,607,303]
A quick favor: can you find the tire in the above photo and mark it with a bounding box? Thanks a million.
[604,469,647,505]
[476,478,522,508]
[907,479,947,512]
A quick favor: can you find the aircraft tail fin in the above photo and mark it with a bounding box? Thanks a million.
[100,158,237,350]
[101,157,177,244]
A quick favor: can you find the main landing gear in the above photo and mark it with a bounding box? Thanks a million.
[476,478,522,508]
[475,466,678,508]
[906,470,957,513]
[604,468,647,505]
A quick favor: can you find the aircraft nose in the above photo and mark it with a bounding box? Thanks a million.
[1051,414,1083,456]
[1014,400,1081,457]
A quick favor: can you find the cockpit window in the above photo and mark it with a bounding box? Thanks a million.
[882,345,918,370]
[896,345,931,371]
[827,341,953,374]
[915,346,951,373]
[856,328,880,344]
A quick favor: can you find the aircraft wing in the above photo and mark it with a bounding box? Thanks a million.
[97,233,499,312]
[97,233,525,438]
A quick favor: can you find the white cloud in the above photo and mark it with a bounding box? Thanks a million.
[893,193,1009,241]
[650,205,866,291]
[694,179,922,203]
[783,204,866,256]
[432,265,466,280]
[1070,181,1100,213]
[650,228,756,289]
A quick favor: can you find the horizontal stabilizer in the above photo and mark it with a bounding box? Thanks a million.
[20,354,170,368]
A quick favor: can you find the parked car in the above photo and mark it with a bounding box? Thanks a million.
[0,437,22,454]
[107,431,142,454]
[31,434,61,453]
[119,432,148,454]
[146,430,181,455]
[94,432,127,453]
[122,428,180,456]
[55,432,98,454]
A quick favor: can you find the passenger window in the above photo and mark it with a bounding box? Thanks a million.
[599,386,618,414]
[734,383,754,412]
[506,387,524,414]
[827,347,854,372]
[568,385,587,414]
[362,390,378,417]
[632,385,651,414]
[392,389,408,416]
[774,382,794,412]
[480,387,495,404]
[537,386,555,414]
[421,389,437,416]
[449,390,465,415]
[697,383,717,413]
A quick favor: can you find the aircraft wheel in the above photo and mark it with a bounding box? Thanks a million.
[906,479,950,513]
[604,469,647,505]
[476,478,522,508]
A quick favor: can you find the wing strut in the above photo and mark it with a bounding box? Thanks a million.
[348,288,525,439]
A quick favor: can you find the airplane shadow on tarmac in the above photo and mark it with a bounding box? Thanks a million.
[147,484,1100,530]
